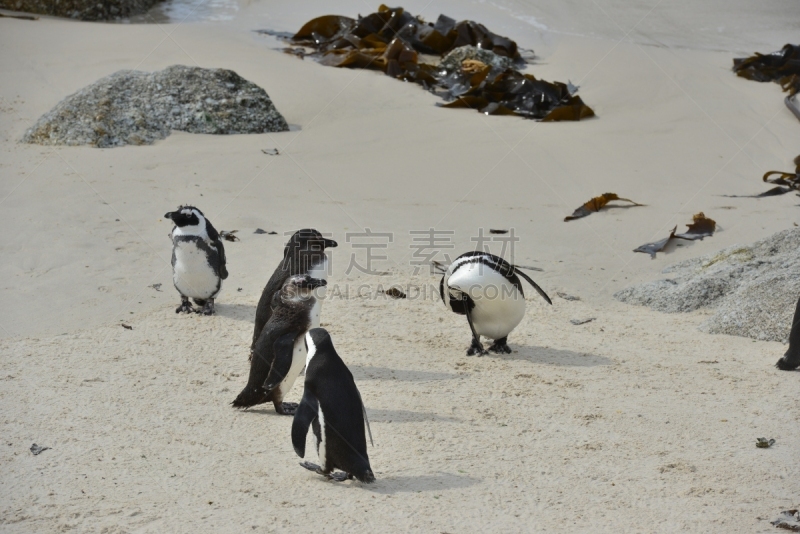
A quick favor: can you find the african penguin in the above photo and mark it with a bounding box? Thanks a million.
[776,295,800,370]
[252,229,337,352]
[165,205,228,315]
[292,328,375,483]
[232,274,327,415]
[440,251,552,355]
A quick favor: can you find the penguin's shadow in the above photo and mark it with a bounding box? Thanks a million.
[502,345,612,367]
[365,472,480,494]
[351,366,457,381]
[365,408,461,423]
[214,303,256,322]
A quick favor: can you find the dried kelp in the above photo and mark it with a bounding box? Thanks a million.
[734,44,800,121]
[264,5,593,122]
[728,155,800,198]
[634,213,716,259]
[564,193,642,221]
[674,212,716,240]
[733,45,800,88]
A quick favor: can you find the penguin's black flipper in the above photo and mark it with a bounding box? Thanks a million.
[514,268,553,305]
[205,219,229,280]
[356,389,373,447]
[292,391,320,458]
[263,333,299,391]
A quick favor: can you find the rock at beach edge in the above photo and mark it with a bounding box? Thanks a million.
[22,65,289,148]
[614,227,800,343]
[0,0,162,20]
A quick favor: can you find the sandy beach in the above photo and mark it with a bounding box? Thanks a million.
[1,0,798,531]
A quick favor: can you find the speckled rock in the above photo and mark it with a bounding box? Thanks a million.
[614,227,800,342]
[23,66,289,148]
[0,0,161,20]
[438,45,516,72]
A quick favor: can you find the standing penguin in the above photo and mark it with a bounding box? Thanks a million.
[232,274,327,415]
[252,229,337,351]
[292,328,375,483]
[440,251,552,355]
[165,206,228,315]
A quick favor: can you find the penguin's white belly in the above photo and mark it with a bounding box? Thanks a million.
[448,263,526,340]
[316,406,327,467]
[173,241,220,300]
[275,335,307,401]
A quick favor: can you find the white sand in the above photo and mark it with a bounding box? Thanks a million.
[1,0,798,531]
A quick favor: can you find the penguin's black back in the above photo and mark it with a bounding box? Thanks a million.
[233,290,312,408]
[251,230,329,350]
[299,329,372,481]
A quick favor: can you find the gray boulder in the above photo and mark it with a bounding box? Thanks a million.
[0,0,161,20]
[614,227,800,342]
[23,65,289,148]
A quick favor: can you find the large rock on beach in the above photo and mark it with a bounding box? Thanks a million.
[614,227,800,343]
[0,0,161,20]
[23,65,289,148]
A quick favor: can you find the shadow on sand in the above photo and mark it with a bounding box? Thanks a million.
[365,472,480,494]
[502,345,612,367]
[365,408,460,423]
[351,365,457,382]
[214,303,256,322]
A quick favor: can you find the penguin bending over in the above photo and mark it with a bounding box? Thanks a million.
[165,206,228,315]
[252,229,337,352]
[292,328,375,483]
[232,275,326,415]
[440,251,552,356]
[776,295,800,370]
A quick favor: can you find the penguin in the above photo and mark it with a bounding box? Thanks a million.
[164,205,228,315]
[251,229,337,352]
[232,274,327,415]
[440,251,552,355]
[292,328,375,483]
[776,295,800,370]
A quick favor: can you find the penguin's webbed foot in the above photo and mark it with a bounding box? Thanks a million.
[275,402,298,415]
[198,298,215,316]
[176,297,195,314]
[327,471,354,482]
[488,337,512,354]
[300,461,326,475]
[466,338,487,356]
[776,352,800,371]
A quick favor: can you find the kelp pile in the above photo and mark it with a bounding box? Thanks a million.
[266,5,593,121]
[733,44,800,121]
[726,155,800,198]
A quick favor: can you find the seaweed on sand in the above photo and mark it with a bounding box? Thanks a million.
[262,5,593,122]
[564,193,642,221]
[733,44,800,121]
[633,213,716,259]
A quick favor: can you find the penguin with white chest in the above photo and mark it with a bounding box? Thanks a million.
[251,229,337,352]
[292,328,375,483]
[441,251,552,356]
[165,206,228,315]
[232,274,327,415]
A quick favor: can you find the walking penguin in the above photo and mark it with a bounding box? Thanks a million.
[165,205,228,315]
[292,328,375,483]
[233,274,327,415]
[252,229,337,352]
[440,251,552,355]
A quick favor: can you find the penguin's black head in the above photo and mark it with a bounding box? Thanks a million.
[283,229,338,258]
[165,205,204,228]
[305,327,335,362]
